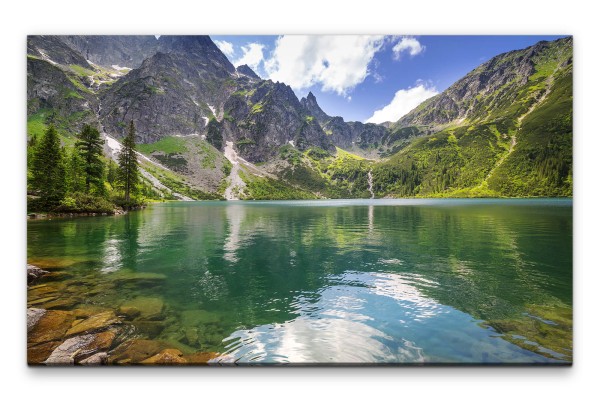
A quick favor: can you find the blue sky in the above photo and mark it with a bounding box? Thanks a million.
[211,35,568,123]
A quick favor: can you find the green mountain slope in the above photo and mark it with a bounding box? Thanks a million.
[372,37,572,198]
[26,35,573,200]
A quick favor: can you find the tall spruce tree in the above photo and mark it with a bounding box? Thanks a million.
[31,125,66,208]
[67,146,86,193]
[117,121,140,202]
[76,124,104,193]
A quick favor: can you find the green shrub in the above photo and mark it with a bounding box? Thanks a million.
[55,192,116,213]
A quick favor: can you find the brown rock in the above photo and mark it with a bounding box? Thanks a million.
[184,327,199,346]
[79,352,108,365]
[28,296,59,306]
[65,310,120,336]
[27,341,61,365]
[118,306,141,319]
[44,331,116,365]
[119,297,164,320]
[28,309,75,344]
[133,320,166,337]
[41,297,81,310]
[183,351,220,365]
[141,349,186,365]
[71,305,109,319]
[108,339,170,364]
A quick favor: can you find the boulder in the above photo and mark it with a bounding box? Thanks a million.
[119,297,164,320]
[27,341,61,365]
[27,265,49,284]
[132,320,166,337]
[184,327,199,346]
[28,309,75,344]
[108,339,171,364]
[118,306,141,319]
[44,331,116,365]
[65,310,120,336]
[79,352,108,365]
[27,308,46,332]
[183,351,220,365]
[141,349,186,365]
[71,305,110,319]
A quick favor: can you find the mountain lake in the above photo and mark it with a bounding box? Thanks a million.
[27,198,572,364]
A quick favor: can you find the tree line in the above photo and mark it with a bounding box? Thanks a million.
[27,121,150,213]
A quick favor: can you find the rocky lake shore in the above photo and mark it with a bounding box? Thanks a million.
[27,263,222,366]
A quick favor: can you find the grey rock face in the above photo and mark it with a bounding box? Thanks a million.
[26,57,98,131]
[301,91,390,154]
[99,36,237,142]
[300,91,330,123]
[236,64,260,80]
[222,80,335,162]
[28,36,90,68]
[62,35,159,68]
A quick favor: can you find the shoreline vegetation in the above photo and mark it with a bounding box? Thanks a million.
[27,122,153,217]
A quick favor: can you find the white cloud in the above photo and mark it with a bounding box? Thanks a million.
[233,43,265,72]
[264,35,385,96]
[366,84,438,124]
[392,37,425,59]
[214,40,235,58]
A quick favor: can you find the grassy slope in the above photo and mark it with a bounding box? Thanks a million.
[369,45,572,198]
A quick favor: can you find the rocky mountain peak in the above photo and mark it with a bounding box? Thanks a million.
[236,64,260,79]
[300,91,330,124]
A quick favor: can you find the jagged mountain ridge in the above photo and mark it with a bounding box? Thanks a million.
[26,35,573,199]
[300,91,389,156]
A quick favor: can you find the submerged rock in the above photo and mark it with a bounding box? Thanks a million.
[79,352,108,365]
[132,320,166,337]
[27,341,61,365]
[108,339,171,364]
[141,349,186,365]
[65,310,120,336]
[183,351,220,365]
[44,331,116,365]
[28,309,75,344]
[27,308,46,332]
[119,297,164,320]
[71,305,110,319]
[27,265,49,284]
[184,327,199,346]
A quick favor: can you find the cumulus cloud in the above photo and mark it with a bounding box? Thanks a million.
[264,35,385,96]
[392,37,425,59]
[214,40,235,58]
[366,84,438,124]
[233,43,265,72]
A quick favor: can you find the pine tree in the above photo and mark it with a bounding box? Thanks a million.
[76,124,104,193]
[31,125,66,208]
[67,146,86,193]
[106,159,118,187]
[117,121,140,203]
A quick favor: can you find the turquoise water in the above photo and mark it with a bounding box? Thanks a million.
[27,199,573,364]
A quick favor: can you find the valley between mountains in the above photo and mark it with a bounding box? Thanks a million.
[27,35,572,201]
